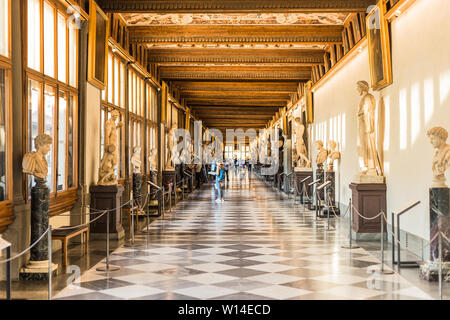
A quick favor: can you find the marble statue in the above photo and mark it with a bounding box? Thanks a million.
[315,140,328,168]
[427,127,450,188]
[22,134,53,180]
[356,81,382,177]
[165,124,177,170]
[293,117,311,168]
[327,140,341,172]
[131,146,142,174]
[148,148,157,172]
[104,110,123,164]
[98,144,117,185]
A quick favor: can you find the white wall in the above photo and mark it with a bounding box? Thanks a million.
[311,0,450,240]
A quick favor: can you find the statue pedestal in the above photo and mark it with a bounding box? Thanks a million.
[89,184,125,240]
[20,179,58,280]
[132,172,143,207]
[349,182,386,241]
[309,167,325,210]
[419,187,450,282]
[323,171,340,217]
[294,168,313,204]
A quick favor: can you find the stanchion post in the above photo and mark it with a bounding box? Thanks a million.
[162,186,165,218]
[96,210,120,272]
[48,226,52,301]
[380,214,394,274]
[341,198,359,249]
[131,195,135,244]
[439,231,443,300]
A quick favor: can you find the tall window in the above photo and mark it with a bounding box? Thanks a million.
[146,85,157,173]
[25,0,79,203]
[101,49,125,178]
[128,68,145,175]
[0,0,9,58]
[0,1,12,205]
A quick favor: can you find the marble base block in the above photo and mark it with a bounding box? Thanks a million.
[353,174,385,184]
[89,184,125,240]
[420,187,450,282]
[20,260,58,280]
[316,167,325,202]
[349,183,386,236]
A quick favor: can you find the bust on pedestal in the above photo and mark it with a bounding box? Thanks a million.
[90,112,125,240]
[313,140,327,209]
[20,134,58,280]
[349,81,386,240]
[420,126,450,281]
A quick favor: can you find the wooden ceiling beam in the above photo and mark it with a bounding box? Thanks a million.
[129,25,343,45]
[148,49,325,66]
[99,0,375,13]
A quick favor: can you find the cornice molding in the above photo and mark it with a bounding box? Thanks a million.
[161,72,310,80]
[150,56,324,64]
[132,35,342,45]
[98,0,375,13]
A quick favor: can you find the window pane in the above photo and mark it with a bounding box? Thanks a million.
[57,13,67,83]
[107,52,112,103]
[119,62,125,108]
[43,2,55,77]
[57,91,67,191]
[0,0,9,57]
[28,79,40,189]
[114,58,118,105]
[67,94,75,188]
[69,22,77,87]
[0,69,8,200]
[28,0,41,70]
[44,85,55,191]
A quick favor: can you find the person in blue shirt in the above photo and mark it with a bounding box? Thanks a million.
[215,162,225,203]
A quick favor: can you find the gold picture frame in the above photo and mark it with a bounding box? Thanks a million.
[304,81,313,124]
[87,0,110,90]
[366,1,393,91]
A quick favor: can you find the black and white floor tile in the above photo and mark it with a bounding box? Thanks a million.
[55,171,435,300]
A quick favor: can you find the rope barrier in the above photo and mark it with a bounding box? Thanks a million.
[0,227,50,265]
[54,209,109,231]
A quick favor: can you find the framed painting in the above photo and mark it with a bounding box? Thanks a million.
[87,0,109,90]
[366,1,393,91]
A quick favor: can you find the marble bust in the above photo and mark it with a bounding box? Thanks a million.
[427,127,450,188]
[22,134,53,181]
[98,144,117,186]
[293,117,311,168]
[327,140,341,172]
[356,81,383,177]
[315,140,328,169]
[131,146,142,174]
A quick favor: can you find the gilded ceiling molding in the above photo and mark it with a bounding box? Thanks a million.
[98,0,376,13]
[177,87,299,92]
[160,72,311,80]
[132,35,342,44]
[150,56,323,64]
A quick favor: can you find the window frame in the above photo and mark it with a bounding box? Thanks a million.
[24,0,80,215]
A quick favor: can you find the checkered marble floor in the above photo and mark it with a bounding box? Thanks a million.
[55,171,435,300]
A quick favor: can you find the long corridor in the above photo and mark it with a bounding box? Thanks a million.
[55,171,434,300]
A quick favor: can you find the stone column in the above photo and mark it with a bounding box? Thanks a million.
[20,179,58,280]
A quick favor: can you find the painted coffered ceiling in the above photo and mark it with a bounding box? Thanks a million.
[120,13,349,26]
